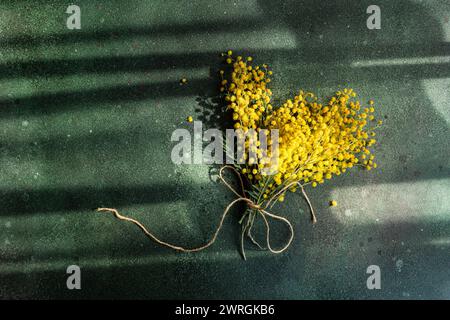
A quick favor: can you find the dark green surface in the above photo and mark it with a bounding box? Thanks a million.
[0,0,449,299]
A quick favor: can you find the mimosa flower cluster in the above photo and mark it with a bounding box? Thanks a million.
[220,51,381,204]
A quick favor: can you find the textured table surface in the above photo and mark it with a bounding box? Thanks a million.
[0,0,449,299]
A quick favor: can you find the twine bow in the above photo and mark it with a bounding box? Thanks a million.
[97,165,316,260]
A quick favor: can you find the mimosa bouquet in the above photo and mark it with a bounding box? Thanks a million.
[98,51,381,259]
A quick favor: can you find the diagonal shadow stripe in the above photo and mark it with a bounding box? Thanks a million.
[0,19,266,48]
[1,43,450,80]
[0,79,210,117]
[0,184,202,216]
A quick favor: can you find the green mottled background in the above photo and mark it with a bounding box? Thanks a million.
[0,0,449,299]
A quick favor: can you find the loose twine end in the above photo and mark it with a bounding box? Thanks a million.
[96,165,317,258]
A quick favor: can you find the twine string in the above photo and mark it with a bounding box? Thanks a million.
[97,165,316,257]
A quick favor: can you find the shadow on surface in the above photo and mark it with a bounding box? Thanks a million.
[0,79,209,117]
[0,0,449,299]
[0,19,266,48]
[1,217,449,299]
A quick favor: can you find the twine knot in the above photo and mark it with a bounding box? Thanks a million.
[247,202,262,210]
